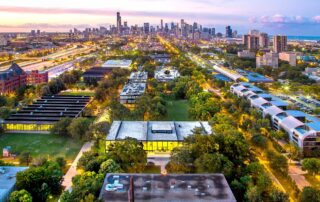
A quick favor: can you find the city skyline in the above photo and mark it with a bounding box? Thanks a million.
[0,0,320,35]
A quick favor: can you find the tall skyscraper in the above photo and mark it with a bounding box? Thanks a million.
[273,35,287,53]
[116,12,122,34]
[225,26,232,38]
[144,23,150,34]
[160,19,163,31]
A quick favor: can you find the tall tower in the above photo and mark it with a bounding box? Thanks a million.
[225,25,232,38]
[160,19,163,31]
[116,12,122,34]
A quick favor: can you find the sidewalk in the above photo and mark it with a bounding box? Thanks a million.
[62,141,94,190]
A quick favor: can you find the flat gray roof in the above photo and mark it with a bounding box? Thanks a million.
[0,166,28,201]
[107,121,212,141]
[99,173,236,202]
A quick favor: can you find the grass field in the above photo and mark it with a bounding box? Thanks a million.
[165,98,192,121]
[0,133,82,163]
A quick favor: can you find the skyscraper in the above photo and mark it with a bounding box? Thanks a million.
[273,35,287,53]
[225,26,232,38]
[116,12,122,34]
[160,19,163,31]
[144,23,150,34]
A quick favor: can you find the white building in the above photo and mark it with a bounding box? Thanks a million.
[155,67,180,82]
[256,52,279,68]
[102,60,132,69]
[230,82,320,155]
[129,71,148,83]
[238,50,256,59]
[120,83,146,104]
[279,52,297,66]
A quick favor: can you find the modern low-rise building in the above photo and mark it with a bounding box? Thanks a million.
[26,70,48,85]
[0,166,29,202]
[231,82,320,155]
[256,52,279,68]
[83,67,113,83]
[129,71,148,83]
[3,95,91,133]
[237,50,256,59]
[99,173,236,202]
[279,52,297,66]
[119,83,146,104]
[102,60,132,69]
[106,121,212,153]
[154,67,180,82]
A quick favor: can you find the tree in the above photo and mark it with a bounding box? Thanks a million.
[194,153,233,177]
[16,162,63,201]
[99,159,123,174]
[107,138,147,172]
[302,158,320,176]
[19,152,33,166]
[78,151,107,173]
[50,117,72,136]
[86,122,110,144]
[9,189,32,202]
[299,187,320,202]
[270,189,289,202]
[0,107,11,119]
[266,150,288,175]
[55,157,67,169]
[67,118,92,140]
[60,172,104,202]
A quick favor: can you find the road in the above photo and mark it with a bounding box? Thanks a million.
[288,164,310,191]
[62,141,94,190]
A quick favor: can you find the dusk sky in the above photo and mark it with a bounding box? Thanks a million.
[0,0,320,35]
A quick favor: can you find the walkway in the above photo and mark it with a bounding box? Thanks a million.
[62,141,94,190]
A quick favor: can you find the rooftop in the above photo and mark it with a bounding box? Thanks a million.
[154,67,180,81]
[120,83,146,96]
[107,121,212,141]
[0,166,28,202]
[102,60,132,68]
[99,173,236,202]
[129,71,148,82]
[4,95,91,125]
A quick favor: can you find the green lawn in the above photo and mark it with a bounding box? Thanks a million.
[165,98,192,121]
[0,133,82,162]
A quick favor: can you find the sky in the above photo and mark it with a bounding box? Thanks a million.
[0,0,320,35]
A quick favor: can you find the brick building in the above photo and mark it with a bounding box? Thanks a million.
[0,63,48,94]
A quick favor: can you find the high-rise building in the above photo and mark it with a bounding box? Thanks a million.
[116,12,122,34]
[273,35,287,53]
[160,19,163,31]
[143,23,150,34]
[259,33,269,48]
[225,26,232,38]
[243,35,259,50]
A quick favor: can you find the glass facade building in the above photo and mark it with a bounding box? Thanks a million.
[106,121,212,153]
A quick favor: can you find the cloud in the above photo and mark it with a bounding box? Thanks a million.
[250,14,320,25]
[0,23,92,30]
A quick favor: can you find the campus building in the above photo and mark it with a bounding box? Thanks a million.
[99,173,236,202]
[3,95,91,133]
[0,63,48,94]
[106,121,212,153]
[0,166,29,202]
[128,71,148,83]
[83,67,113,83]
[102,60,132,69]
[119,83,146,104]
[231,82,320,155]
[154,67,180,82]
